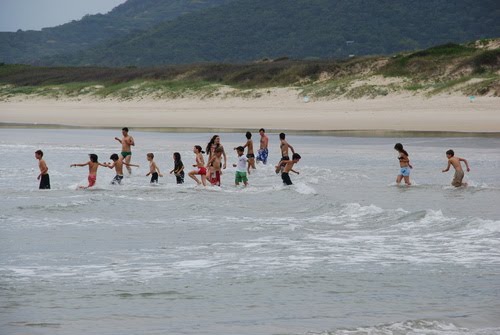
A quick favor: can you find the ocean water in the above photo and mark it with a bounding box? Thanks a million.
[0,128,499,335]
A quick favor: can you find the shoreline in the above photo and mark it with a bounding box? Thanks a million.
[2,122,500,138]
[1,94,499,135]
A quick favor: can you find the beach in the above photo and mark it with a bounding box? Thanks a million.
[1,93,499,133]
[1,129,500,335]
[1,93,500,335]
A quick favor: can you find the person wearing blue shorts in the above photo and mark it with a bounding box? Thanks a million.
[394,143,412,186]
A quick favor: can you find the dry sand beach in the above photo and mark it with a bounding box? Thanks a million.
[1,92,499,133]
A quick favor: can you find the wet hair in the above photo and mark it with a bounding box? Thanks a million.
[173,152,181,162]
[110,153,119,161]
[206,135,220,154]
[194,145,205,154]
[446,149,455,157]
[292,153,301,160]
[89,154,98,163]
[246,131,252,139]
[259,128,265,133]
[35,149,43,157]
[394,143,409,156]
[236,146,245,153]
[122,127,129,132]
[215,147,224,153]
[279,132,286,140]
[147,153,154,159]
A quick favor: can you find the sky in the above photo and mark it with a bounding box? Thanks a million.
[0,0,127,32]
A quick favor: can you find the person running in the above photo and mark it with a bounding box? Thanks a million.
[70,154,107,189]
[394,143,413,186]
[146,153,163,184]
[277,153,301,185]
[256,128,269,165]
[35,149,50,189]
[106,153,139,185]
[188,145,207,186]
[442,149,470,187]
[233,146,249,187]
[276,132,295,174]
[114,127,135,174]
[170,152,185,184]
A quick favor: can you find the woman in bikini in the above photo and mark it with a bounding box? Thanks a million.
[394,143,412,186]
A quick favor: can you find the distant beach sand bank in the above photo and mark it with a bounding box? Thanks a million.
[1,92,499,134]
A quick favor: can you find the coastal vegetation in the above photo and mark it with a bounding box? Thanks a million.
[0,40,498,101]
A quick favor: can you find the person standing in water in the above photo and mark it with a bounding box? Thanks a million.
[276,132,295,174]
[235,131,255,174]
[35,149,50,189]
[394,143,413,186]
[256,128,269,165]
[114,127,135,174]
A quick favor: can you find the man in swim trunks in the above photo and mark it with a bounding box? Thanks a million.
[276,132,295,174]
[115,127,135,174]
[256,128,269,165]
[442,149,470,187]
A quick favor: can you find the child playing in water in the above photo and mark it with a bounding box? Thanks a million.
[277,153,301,185]
[207,147,223,186]
[106,153,139,185]
[394,143,413,186]
[146,153,163,184]
[233,146,248,187]
[70,154,107,188]
[442,149,470,187]
[35,149,50,189]
[169,152,185,184]
[188,145,207,186]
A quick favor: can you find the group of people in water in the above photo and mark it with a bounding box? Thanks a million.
[35,127,302,189]
[34,127,470,190]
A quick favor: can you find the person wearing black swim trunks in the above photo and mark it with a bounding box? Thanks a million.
[35,149,50,189]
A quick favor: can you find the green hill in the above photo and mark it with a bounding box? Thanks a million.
[0,0,234,64]
[43,0,500,67]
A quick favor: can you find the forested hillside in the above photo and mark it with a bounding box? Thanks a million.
[0,0,234,64]
[42,0,500,67]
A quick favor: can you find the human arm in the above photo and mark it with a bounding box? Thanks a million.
[123,162,139,168]
[154,163,163,177]
[70,162,89,168]
[128,136,135,147]
[288,142,295,154]
[222,146,227,169]
[176,165,184,175]
[114,137,122,144]
[291,168,299,175]
[460,157,470,172]
[442,161,451,172]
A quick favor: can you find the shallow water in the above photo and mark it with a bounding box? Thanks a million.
[1,129,499,335]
